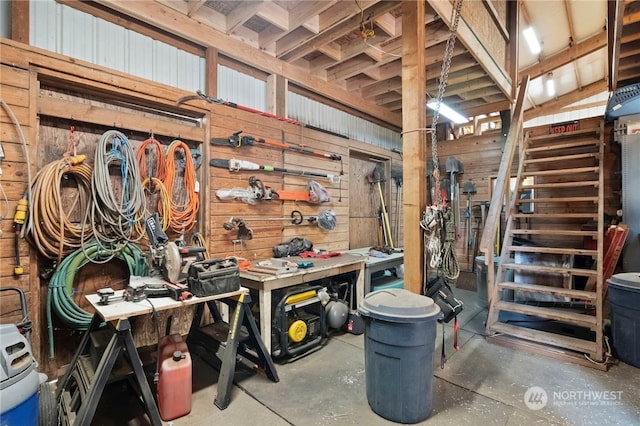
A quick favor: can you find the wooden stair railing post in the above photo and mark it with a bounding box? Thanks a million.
[481,75,529,315]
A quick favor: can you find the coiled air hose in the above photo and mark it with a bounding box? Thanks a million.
[46,240,147,358]
[91,130,146,248]
[28,155,93,263]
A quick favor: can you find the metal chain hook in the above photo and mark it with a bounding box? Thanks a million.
[430,0,464,206]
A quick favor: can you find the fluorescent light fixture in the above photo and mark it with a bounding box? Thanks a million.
[427,100,469,124]
[523,27,541,54]
[546,73,555,97]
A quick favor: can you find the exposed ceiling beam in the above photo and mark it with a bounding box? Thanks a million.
[429,0,512,99]
[523,79,608,121]
[258,1,337,49]
[278,1,400,62]
[608,0,625,91]
[519,31,607,81]
[95,0,402,128]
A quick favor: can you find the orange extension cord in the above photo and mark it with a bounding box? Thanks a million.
[163,140,199,234]
[135,176,172,237]
[136,137,167,182]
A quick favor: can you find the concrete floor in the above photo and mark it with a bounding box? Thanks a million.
[94,281,640,426]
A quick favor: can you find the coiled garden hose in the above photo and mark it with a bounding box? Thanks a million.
[47,240,147,358]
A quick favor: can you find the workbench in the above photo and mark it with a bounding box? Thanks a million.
[345,247,404,294]
[55,281,277,426]
[239,254,365,354]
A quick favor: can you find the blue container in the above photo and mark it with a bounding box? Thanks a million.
[607,273,640,368]
[358,289,441,423]
[0,325,39,426]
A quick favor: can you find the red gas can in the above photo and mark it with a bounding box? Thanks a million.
[157,334,192,421]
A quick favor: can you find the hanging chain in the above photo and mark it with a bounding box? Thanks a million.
[430,0,464,205]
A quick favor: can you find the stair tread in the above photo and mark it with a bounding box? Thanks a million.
[520,181,599,189]
[516,196,598,203]
[524,152,599,164]
[510,229,598,236]
[494,300,597,329]
[526,140,601,153]
[489,322,597,354]
[498,281,597,301]
[507,245,598,257]
[525,166,598,176]
[511,213,598,219]
[528,127,601,142]
[502,262,598,276]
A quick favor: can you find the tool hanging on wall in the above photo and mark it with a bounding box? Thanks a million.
[210,158,341,184]
[368,163,394,249]
[446,156,464,239]
[223,210,336,240]
[462,180,476,267]
[177,90,348,139]
[391,166,403,246]
[216,176,331,204]
[211,131,342,161]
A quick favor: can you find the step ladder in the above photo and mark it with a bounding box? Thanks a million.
[486,122,607,369]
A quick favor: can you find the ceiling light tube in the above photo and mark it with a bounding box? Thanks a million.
[523,27,541,54]
[546,74,555,97]
[427,100,469,124]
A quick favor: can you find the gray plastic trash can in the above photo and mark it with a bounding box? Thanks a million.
[358,289,441,423]
[607,273,640,367]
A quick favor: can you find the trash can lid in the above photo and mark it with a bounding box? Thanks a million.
[608,273,640,292]
[358,288,440,322]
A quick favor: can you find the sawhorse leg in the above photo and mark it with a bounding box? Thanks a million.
[215,292,279,409]
[56,314,162,426]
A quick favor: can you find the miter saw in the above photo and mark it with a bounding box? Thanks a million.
[142,213,205,301]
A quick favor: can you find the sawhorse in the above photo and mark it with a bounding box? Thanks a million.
[187,292,279,409]
[55,314,163,426]
[56,290,278,425]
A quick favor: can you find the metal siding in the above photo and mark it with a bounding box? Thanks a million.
[30,0,60,52]
[60,5,96,63]
[288,92,401,150]
[217,65,266,112]
[29,0,204,93]
[95,18,126,70]
[128,31,154,81]
[0,1,11,39]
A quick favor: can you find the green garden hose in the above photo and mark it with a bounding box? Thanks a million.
[47,240,147,358]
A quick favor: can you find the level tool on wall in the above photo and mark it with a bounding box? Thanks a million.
[210,158,341,183]
[211,131,342,161]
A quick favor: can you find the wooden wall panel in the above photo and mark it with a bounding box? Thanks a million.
[208,103,352,259]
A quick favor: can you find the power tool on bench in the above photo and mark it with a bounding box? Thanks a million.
[143,213,205,301]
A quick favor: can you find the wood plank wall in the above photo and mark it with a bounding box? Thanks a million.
[0,40,401,377]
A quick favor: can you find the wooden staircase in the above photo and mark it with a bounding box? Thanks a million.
[485,122,606,369]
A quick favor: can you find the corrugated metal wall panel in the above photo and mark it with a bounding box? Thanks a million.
[29,0,204,93]
[128,32,154,81]
[217,65,266,112]
[0,1,10,39]
[288,92,401,150]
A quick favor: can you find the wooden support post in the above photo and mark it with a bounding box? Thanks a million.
[401,1,426,294]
